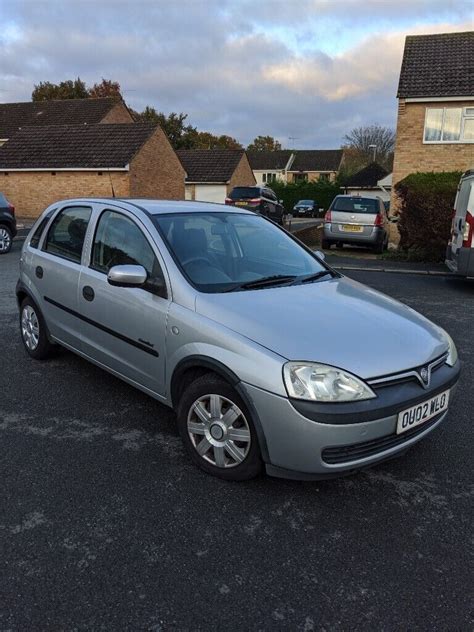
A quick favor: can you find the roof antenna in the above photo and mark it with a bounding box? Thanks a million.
[107,167,116,197]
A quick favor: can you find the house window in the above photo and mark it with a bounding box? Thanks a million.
[262,173,276,183]
[293,173,308,183]
[319,173,330,182]
[424,107,474,143]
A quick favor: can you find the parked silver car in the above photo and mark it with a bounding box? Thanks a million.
[17,199,460,480]
[322,195,389,253]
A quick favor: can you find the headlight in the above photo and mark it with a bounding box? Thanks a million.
[445,332,458,367]
[283,362,376,402]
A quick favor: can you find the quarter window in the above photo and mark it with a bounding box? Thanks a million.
[424,107,474,143]
[30,209,55,249]
[91,210,165,289]
[44,206,91,262]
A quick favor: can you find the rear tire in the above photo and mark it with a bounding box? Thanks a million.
[336,242,344,249]
[20,297,55,360]
[374,240,384,254]
[177,373,263,481]
[0,224,13,254]
[321,239,332,249]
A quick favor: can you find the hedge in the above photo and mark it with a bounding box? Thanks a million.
[270,180,340,215]
[395,171,462,262]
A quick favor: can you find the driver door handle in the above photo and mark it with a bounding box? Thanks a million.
[82,286,95,302]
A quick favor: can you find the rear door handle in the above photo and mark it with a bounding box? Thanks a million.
[82,286,95,302]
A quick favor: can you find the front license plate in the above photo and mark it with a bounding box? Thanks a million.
[397,390,450,435]
[342,224,363,232]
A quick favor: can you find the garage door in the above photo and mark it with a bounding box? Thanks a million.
[194,185,227,204]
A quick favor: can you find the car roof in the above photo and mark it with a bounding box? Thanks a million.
[47,198,254,216]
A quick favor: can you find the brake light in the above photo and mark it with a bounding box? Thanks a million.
[374,213,384,227]
[8,203,15,215]
[225,197,234,205]
[324,210,332,222]
[463,211,474,247]
[248,197,261,204]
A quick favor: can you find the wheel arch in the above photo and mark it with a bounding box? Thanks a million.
[170,355,270,463]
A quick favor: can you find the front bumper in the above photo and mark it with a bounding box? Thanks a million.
[242,361,460,479]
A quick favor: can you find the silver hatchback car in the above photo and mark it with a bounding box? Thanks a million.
[322,195,389,253]
[17,198,460,480]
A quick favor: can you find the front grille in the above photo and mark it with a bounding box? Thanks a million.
[321,412,445,465]
[367,353,447,390]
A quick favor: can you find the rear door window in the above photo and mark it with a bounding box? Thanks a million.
[44,206,92,262]
[332,198,379,213]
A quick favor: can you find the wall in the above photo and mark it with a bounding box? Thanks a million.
[227,154,256,193]
[0,171,129,218]
[288,171,337,183]
[129,126,185,200]
[100,102,135,124]
[391,99,474,212]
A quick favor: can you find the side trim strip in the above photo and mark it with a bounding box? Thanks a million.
[44,296,159,358]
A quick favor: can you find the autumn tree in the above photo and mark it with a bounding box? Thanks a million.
[247,135,282,151]
[343,124,395,167]
[32,78,89,101]
[88,78,122,98]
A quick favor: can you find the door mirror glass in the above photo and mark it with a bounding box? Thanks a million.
[107,265,147,287]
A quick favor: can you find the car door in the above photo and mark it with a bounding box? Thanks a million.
[36,205,93,350]
[78,207,170,395]
[263,189,279,221]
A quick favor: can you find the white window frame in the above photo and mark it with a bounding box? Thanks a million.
[423,107,474,144]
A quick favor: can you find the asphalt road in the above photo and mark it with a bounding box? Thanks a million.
[1,241,473,631]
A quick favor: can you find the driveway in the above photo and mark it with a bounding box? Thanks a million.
[1,241,473,630]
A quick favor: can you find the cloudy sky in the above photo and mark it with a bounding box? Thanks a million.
[1,0,472,148]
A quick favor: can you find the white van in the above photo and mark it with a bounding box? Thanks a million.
[446,170,474,279]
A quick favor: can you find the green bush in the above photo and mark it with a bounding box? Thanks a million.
[395,171,461,262]
[270,180,340,215]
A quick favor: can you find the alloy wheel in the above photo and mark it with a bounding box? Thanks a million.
[187,394,251,468]
[21,305,40,351]
[0,227,11,253]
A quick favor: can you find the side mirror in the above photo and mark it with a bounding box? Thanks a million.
[107,265,147,288]
[279,200,284,204]
[315,250,326,260]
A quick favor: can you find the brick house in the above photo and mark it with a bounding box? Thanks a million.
[0,97,133,145]
[177,149,255,203]
[391,31,474,212]
[248,149,344,185]
[0,123,185,218]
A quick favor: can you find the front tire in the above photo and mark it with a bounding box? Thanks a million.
[0,225,12,254]
[177,374,263,481]
[20,297,55,360]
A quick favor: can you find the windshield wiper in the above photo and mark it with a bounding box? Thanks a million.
[292,270,334,285]
[224,274,297,292]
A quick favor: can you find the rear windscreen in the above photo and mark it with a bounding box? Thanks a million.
[332,197,379,213]
[230,187,260,199]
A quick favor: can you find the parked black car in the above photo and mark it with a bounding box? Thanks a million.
[226,186,284,225]
[293,199,317,217]
[0,192,16,254]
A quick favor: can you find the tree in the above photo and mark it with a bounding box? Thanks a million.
[135,107,198,148]
[88,78,122,98]
[32,77,89,101]
[343,124,395,166]
[192,131,242,150]
[247,135,282,152]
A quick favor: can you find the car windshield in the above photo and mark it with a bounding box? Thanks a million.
[298,200,313,205]
[153,212,328,293]
[229,187,260,200]
[332,197,378,213]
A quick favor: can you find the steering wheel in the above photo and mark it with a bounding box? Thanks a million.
[181,256,214,268]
